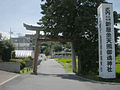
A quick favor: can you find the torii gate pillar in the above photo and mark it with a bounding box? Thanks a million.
[33,30,40,74]
[23,23,42,74]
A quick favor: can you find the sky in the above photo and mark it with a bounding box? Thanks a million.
[0,0,120,37]
[0,0,43,37]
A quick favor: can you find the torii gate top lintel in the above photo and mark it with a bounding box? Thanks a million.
[23,23,43,31]
[23,23,73,42]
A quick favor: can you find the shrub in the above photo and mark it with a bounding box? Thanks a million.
[44,49,51,56]
[28,56,33,60]
[10,59,26,69]
[16,57,25,59]
[24,56,33,61]
[11,51,15,59]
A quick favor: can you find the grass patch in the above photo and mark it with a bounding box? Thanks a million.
[116,57,120,62]
[57,58,78,72]
[116,64,120,73]
[57,58,72,63]
[115,57,120,73]
[20,67,33,74]
[57,58,73,72]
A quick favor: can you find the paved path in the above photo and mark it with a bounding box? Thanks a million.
[0,59,120,90]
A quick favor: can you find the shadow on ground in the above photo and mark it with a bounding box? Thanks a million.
[34,73,120,85]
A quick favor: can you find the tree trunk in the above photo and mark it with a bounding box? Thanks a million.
[71,42,76,73]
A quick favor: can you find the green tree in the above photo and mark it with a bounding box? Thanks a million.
[11,51,15,59]
[40,0,120,75]
[40,42,63,53]
[0,40,15,62]
[0,36,3,60]
[54,43,62,52]
[44,48,51,56]
[40,0,105,74]
[114,11,120,56]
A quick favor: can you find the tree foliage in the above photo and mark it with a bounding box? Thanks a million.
[114,11,120,56]
[40,0,120,74]
[40,42,65,55]
[0,40,15,62]
[0,33,2,40]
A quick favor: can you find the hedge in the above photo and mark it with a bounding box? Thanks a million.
[10,59,26,69]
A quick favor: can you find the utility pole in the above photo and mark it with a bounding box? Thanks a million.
[17,33,21,50]
[10,27,11,41]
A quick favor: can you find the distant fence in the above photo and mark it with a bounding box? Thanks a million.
[54,55,72,59]
[0,62,20,73]
[53,52,72,59]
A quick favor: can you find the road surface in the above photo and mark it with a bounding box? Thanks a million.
[0,70,18,86]
[0,59,120,90]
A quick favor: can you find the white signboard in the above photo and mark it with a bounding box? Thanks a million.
[98,3,116,78]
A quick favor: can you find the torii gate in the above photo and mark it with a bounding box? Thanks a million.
[23,23,76,74]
